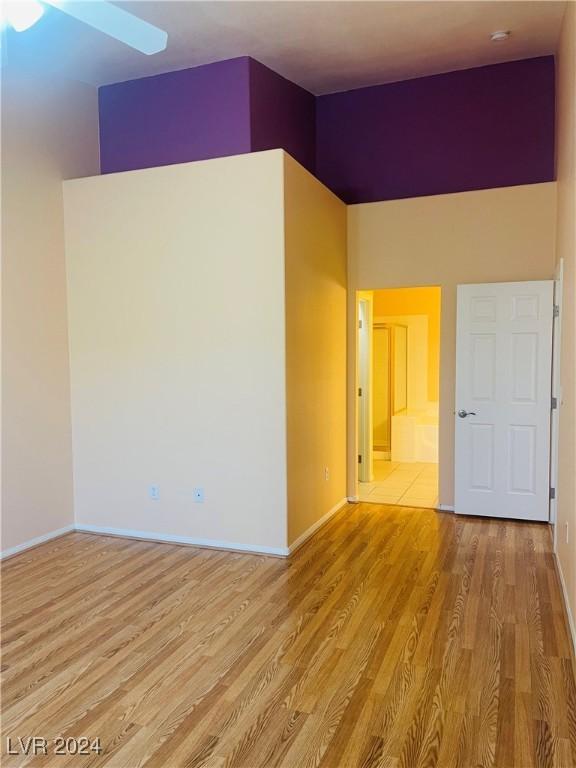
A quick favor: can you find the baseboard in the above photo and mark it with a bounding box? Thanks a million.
[74,524,289,557]
[438,504,455,512]
[553,551,576,661]
[288,498,349,555]
[348,496,359,503]
[3,506,350,563]
[0,525,74,560]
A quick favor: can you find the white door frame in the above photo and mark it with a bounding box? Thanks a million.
[357,296,373,483]
[551,259,563,542]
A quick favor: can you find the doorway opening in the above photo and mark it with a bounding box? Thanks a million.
[357,287,441,507]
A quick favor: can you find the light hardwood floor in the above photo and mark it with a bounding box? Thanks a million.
[2,504,576,767]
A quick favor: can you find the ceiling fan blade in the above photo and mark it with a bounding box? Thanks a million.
[42,0,168,55]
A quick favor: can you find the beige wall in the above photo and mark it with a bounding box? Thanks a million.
[284,155,348,545]
[554,2,576,629]
[63,151,288,552]
[1,68,99,554]
[348,183,557,505]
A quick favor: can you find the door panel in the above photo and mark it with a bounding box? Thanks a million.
[511,334,538,402]
[471,334,496,400]
[455,281,553,521]
[469,424,494,490]
[508,425,536,493]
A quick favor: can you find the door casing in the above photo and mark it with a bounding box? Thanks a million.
[357,297,373,483]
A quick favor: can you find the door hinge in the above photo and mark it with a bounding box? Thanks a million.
[554,304,560,318]
[550,487,556,500]
[551,396,558,410]
[358,454,362,464]
[358,387,362,397]
[358,319,363,329]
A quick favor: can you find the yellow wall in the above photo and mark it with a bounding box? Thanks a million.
[64,151,288,551]
[1,68,99,554]
[348,183,557,506]
[373,287,441,402]
[554,2,576,636]
[284,155,348,545]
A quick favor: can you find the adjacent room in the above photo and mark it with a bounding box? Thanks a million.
[358,286,441,506]
[1,1,575,766]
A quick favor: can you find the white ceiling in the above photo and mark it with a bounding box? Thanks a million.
[3,0,566,94]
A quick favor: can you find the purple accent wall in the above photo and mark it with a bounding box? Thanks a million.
[316,57,555,203]
[99,55,555,205]
[249,58,316,173]
[99,57,252,174]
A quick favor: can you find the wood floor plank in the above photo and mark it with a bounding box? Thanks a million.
[2,507,575,767]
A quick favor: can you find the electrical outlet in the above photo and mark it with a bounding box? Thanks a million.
[193,487,205,503]
[324,467,330,481]
[149,484,160,501]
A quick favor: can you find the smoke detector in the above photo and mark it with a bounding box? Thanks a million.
[491,30,512,42]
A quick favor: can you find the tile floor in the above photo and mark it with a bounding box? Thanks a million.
[358,460,438,507]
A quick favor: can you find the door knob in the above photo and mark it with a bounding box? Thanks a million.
[458,409,477,418]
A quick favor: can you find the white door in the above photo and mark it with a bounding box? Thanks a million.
[455,281,554,521]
